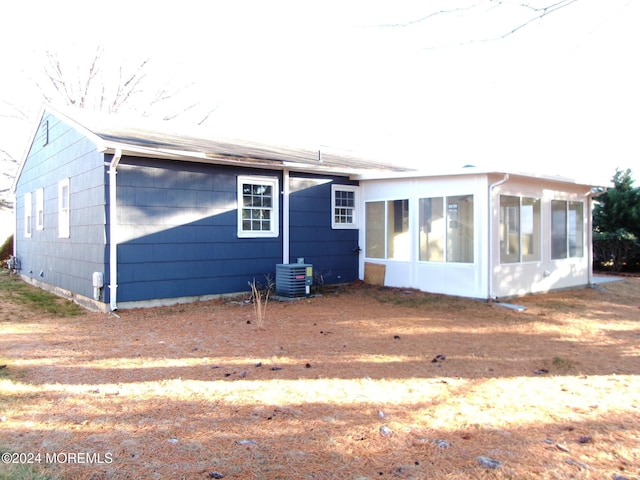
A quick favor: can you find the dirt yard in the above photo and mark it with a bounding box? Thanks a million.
[1,276,639,480]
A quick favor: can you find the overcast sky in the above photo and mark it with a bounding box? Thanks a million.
[1,0,639,186]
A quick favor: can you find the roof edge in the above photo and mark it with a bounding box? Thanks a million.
[11,103,108,193]
[353,166,605,188]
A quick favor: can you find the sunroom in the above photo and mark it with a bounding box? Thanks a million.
[355,169,599,300]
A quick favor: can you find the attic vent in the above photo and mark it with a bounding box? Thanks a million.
[276,263,313,298]
[42,120,49,146]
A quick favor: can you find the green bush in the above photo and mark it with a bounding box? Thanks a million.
[593,228,640,272]
[0,234,13,265]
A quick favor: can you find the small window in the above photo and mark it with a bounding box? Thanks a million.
[521,197,541,262]
[36,188,44,230]
[551,200,584,259]
[500,195,541,263]
[551,200,567,259]
[365,201,385,259]
[237,176,279,238]
[419,197,444,262]
[568,201,584,257]
[447,195,474,263]
[58,178,70,238]
[24,192,32,238]
[331,185,358,229]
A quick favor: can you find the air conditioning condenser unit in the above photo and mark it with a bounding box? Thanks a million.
[276,263,313,298]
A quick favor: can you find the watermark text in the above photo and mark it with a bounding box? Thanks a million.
[1,451,113,464]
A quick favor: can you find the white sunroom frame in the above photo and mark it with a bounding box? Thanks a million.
[355,169,599,300]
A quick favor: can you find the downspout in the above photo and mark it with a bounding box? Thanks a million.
[108,148,123,311]
[12,197,16,264]
[586,187,607,286]
[488,174,509,300]
[282,168,290,264]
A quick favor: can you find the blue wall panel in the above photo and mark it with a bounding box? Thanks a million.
[116,159,283,302]
[115,162,361,303]
[14,112,108,302]
[288,173,360,286]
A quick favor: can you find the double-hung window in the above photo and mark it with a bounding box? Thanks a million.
[237,176,279,238]
[331,185,358,229]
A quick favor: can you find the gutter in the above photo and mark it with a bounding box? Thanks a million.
[488,174,509,300]
[108,148,123,311]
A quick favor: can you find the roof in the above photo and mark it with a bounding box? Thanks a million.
[14,105,603,192]
[30,105,412,176]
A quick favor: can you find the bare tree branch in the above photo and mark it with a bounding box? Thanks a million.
[379,4,480,27]
[197,105,220,126]
[0,194,14,209]
[24,45,218,128]
[162,102,199,121]
[380,0,584,45]
[111,59,150,112]
[494,0,581,39]
[80,45,103,109]
[0,148,18,162]
[0,101,30,121]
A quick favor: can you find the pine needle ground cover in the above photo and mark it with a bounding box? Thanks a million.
[0,272,638,479]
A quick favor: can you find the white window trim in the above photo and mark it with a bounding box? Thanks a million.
[24,192,32,238]
[58,178,70,239]
[237,175,279,238]
[36,188,44,231]
[331,184,359,229]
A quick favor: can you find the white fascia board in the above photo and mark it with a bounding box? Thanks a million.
[354,168,601,189]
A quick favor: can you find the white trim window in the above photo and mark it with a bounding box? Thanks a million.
[237,176,279,238]
[551,200,584,259]
[58,178,70,238]
[499,195,541,263]
[417,195,475,263]
[36,188,44,231]
[24,192,32,238]
[331,185,358,229]
[365,199,410,261]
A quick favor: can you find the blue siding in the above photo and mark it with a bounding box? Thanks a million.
[15,113,362,307]
[116,159,283,302]
[289,173,360,285]
[14,113,108,301]
[116,161,361,303]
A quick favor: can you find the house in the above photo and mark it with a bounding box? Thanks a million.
[11,105,601,311]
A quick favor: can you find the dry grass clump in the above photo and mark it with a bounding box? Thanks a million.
[248,275,274,329]
[0,278,639,479]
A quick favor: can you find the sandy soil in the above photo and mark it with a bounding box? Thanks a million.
[1,278,639,479]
